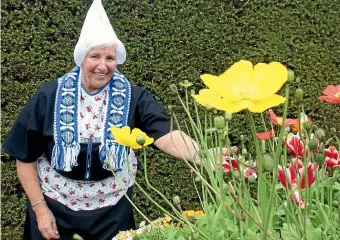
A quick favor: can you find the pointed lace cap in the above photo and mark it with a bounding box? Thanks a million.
[74,0,126,66]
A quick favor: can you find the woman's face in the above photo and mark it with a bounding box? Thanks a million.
[81,45,117,93]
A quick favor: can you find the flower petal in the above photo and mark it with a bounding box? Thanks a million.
[256,130,274,140]
[251,62,288,100]
[200,74,240,101]
[110,126,132,147]
[219,60,254,87]
[248,94,286,113]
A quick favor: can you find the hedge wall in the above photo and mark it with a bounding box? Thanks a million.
[1,0,340,239]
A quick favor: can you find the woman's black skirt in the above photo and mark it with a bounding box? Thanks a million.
[23,187,135,240]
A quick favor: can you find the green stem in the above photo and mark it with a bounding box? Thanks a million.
[262,84,290,239]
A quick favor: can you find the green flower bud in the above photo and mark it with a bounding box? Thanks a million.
[73,234,84,240]
[240,135,245,141]
[214,116,226,130]
[295,88,304,101]
[170,84,179,94]
[103,159,111,167]
[224,112,232,121]
[190,89,196,95]
[242,148,248,155]
[136,134,146,146]
[315,128,326,140]
[247,176,256,184]
[172,195,181,205]
[337,177,340,183]
[316,152,325,166]
[263,154,274,172]
[205,104,214,112]
[303,121,312,131]
[287,69,295,82]
[194,176,201,182]
[330,127,337,134]
[232,171,240,179]
[192,232,200,239]
[179,80,193,88]
[332,200,339,208]
[308,140,318,150]
[295,77,301,83]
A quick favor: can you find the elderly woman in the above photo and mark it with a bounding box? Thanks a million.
[2,1,202,239]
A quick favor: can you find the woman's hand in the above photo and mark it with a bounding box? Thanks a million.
[34,204,60,239]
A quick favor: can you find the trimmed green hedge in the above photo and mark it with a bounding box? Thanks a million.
[2,0,340,238]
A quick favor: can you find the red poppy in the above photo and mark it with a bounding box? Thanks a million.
[268,109,297,127]
[256,130,274,140]
[318,85,340,104]
[278,159,318,190]
[324,146,340,168]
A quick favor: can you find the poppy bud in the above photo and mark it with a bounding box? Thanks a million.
[136,134,146,146]
[295,77,301,83]
[192,232,200,239]
[172,195,181,205]
[303,121,312,131]
[316,152,325,166]
[224,112,232,121]
[285,127,291,133]
[287,69,295,82]
[240,135,245,141]
[247,176,256,184]
[263,154,274,172]
[232,171,240,179]
[190,89,196,95]
[194,176,201,182]
[332,200,339,208]
[170,84,179,94]
[103,159,111,167]
[242,148,248,155]
[308,140,318,150]
[73,234,84,240]
[315,128,326,140]
[214,116,226,130]
[295,88,304,101]
[337,177,340,183]
[205,104,214,112]
[330,128,337,134]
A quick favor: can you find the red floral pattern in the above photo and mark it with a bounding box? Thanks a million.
[36,86,138,211]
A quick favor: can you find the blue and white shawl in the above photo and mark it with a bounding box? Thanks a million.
[51,66,131,172]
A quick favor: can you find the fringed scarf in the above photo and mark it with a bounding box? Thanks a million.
[51,66,131,172]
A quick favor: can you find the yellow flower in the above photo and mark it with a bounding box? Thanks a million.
[193,60,288,113]
[110,126,154,149]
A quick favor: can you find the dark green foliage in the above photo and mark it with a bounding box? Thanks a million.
[2,0,340,238]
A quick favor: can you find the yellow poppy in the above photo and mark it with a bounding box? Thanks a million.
[193,60,288,113]
[110,126,154,149]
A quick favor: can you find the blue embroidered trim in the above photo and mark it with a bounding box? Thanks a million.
[52,67,131,172]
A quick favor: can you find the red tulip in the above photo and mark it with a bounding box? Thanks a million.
[290,190,307,208]
[324,146,340,168]
[222,157,238,173]
[285,134,306,158]
[318,85,340,104]
[256,130,274,140]
[278,159,318,190]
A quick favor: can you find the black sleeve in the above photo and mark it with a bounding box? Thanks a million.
[2,86,50,162]
[134,87,177,141]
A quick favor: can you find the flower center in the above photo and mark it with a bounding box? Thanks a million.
[335,92,340,98]
[240,91,251,100]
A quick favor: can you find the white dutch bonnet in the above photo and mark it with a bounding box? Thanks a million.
[74,0,126,66]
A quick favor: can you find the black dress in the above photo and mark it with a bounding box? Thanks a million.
[3,75,175,240]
